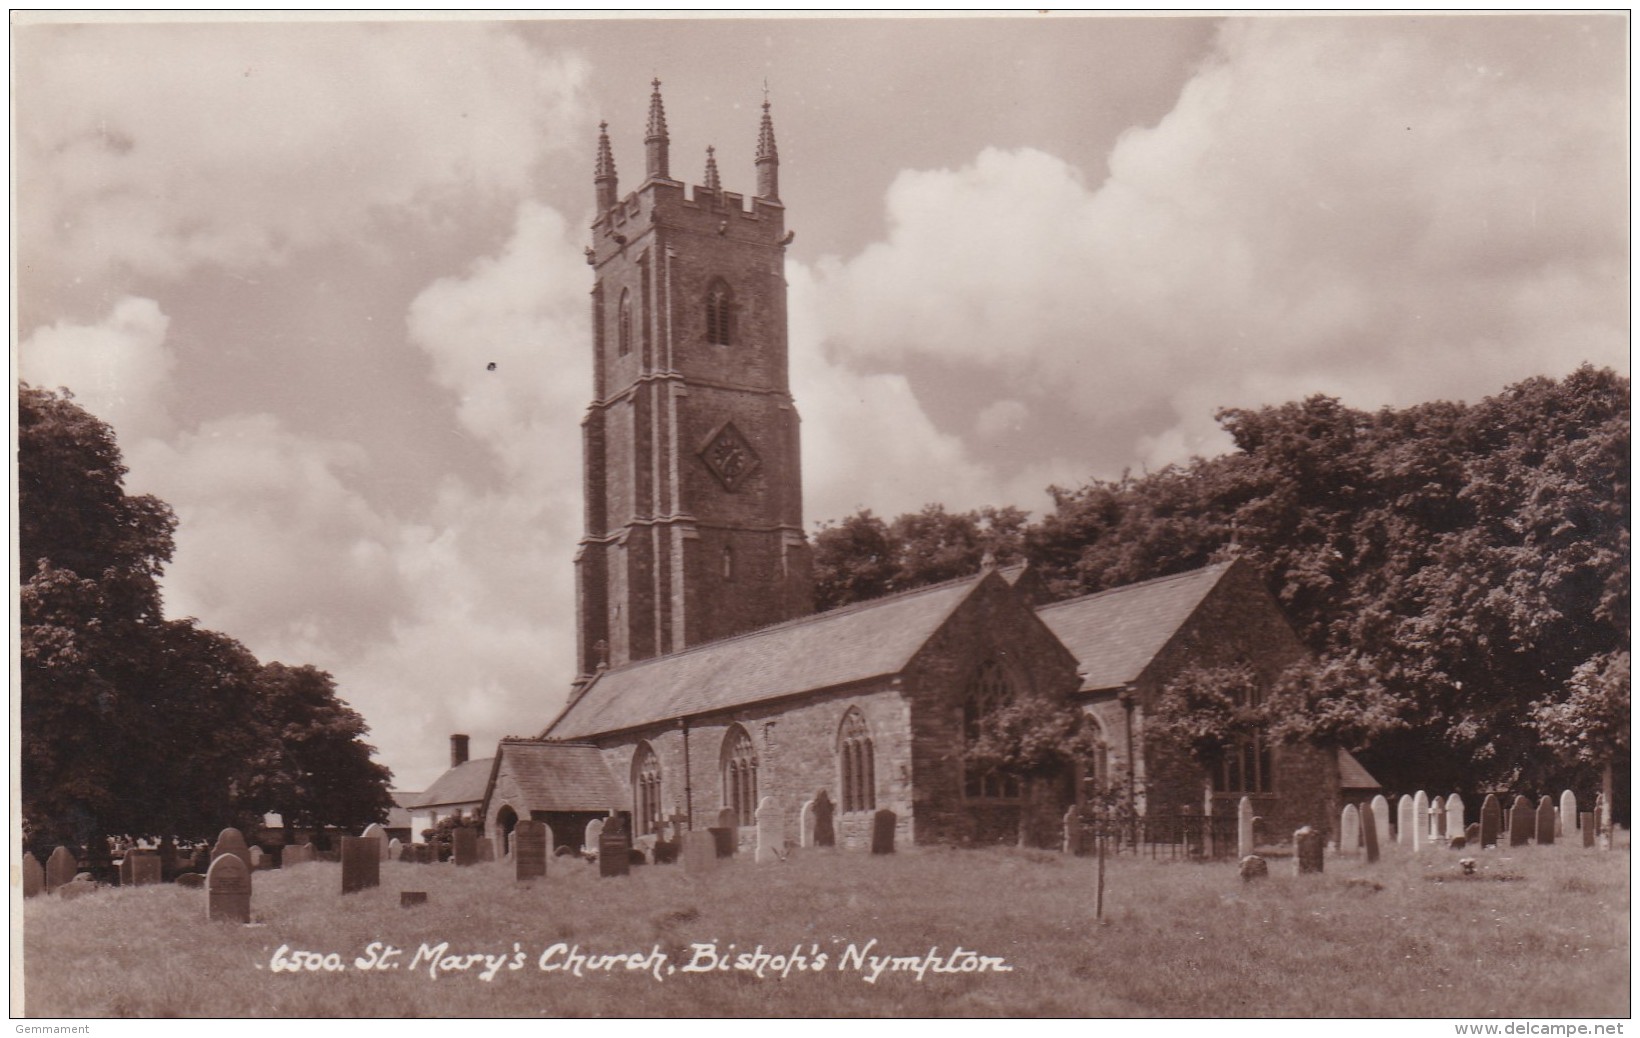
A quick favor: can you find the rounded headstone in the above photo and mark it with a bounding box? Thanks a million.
[1238,855,1269,881]
[1294,826,1324,874]
[206,853,252,923]
[211,828,252,870]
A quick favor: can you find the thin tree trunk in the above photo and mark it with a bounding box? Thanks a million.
[1601,760,1614,851]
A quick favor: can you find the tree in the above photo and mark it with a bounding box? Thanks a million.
[813,505,1028,609]
[1536,650,1629,846]
[963,681,1099,847]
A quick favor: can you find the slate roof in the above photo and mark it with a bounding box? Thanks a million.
[411,757,494,808]
[1036,561,1237,692]
[486,740,624,813]
[387,791,421,829]
[1337,748,1383,790]
[545,572,990,740]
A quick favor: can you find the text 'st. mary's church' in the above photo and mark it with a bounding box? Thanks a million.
[576,81,812,682]
[465,83,1357,855]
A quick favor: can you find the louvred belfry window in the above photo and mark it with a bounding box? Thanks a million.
[705,279,733,345]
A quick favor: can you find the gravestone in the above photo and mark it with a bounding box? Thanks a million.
[415,844,433,864]
[1063,804,1083,856]
[45,846,77,893]
[514,820,548,881]
[585,817,606,852]
[598,819,631,879]
[1465,823,1481,847]
[755,796,785,864]
[211,828,251,870]
[1509,796,1532,847]
[1370,794,1391,849]
[118,855,135,887]
[452,828,478,866]
[1294,826,1324,874]
[1446,794,1465,841]
[709,827,735,858]
[813,790,836,848]
[206,853,251,923]
[1535,797,1555,845]
[341,835,381,894]
[1559,790,1577,837]
[248,846,263,869]
[388,838,403,860]
[23,854,43,897]
[1480,794,1501,848]
[176,873,206,889]
[1361,802,1380,863]
[871,808,897,855]
[401,892,428,908]
[1411,791,1429,851]
[682,830,718,875]
[58,877,96,901]
[1449,835,1466,850]
[1338,803,1360,856]
[477,838,495,863]
[799,799,816,849]
[1238,855,1268,882]
[1397,796,1414,847]
[129,850,161,887]
[1238,796,1255,860]
[159,838,179,878]
[1431,795,1446,838]
[362,823,389,860]
[1581,812,1596,848]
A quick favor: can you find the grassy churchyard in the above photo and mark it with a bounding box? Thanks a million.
[22,838,1630,1019]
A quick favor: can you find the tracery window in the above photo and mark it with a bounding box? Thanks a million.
[1213,677,1272,794]
[633,742,662,836]
[705,279,733,346]
[722,725,758,825]
[838,708,876,813]
[963,660,1023,800]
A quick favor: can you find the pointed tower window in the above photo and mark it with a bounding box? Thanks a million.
[617,288,633,357]
[705,279,733,346]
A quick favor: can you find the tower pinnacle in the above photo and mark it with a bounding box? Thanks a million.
[755,97,779,200]
[645,77,670,180]
[594,120,618,212]
[704,145,721,192]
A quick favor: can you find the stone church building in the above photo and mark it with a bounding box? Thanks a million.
[471,83,1363,854]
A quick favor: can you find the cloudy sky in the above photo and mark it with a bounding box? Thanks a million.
[15,13,1628,790]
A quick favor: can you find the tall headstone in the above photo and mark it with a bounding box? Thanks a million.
[45,846,77,893]
[514,820,548,881]
[1411,791,1429,851]
[682,830,718,875]
[1480,794,1501,848]
[871,808,897,855]
[1397,796,1414,847]
[128,850,161,887]
[341,836,381,894]
[1237,796,1255,860]
[23,853,44,897]
[799,799,816,849]
[598,817,631,878]
[1446,794,1465,841]
[1535,796,1555,845]
[755,796,785,864]
[211,828,251,869]
[1431,795,1446,838]
[362,823,389,860]
[1509,796,1532,847]
[452,828,478,866]
[1559,790,1577,837]
[1360,802,1380,863]
[206,853,251,923]
[1338,803,1361,856]
[585,817,606,852]
[1370,794,1391,848]
[159,837,179,878]
[813,790,836,848]
[1062,804,1082,856]
[1581,812,1596,848]
[1294,826,1324,874]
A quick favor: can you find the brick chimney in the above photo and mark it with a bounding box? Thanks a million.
[450,734,470,769]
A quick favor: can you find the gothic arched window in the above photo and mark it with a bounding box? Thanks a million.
[722,725,758,825]
[1083,710,1110,792]
[963,660,1023,800]
[838,708,876,813]
[632,742,662,836]
[1213,674,1273,795]
[617,288,633,357]
[705,279,733,346]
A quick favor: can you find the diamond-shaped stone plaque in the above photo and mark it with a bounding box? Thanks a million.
[699,421,761,492]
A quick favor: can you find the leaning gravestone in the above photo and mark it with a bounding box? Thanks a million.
[871,808,897,855]
[341,836,381,894]
[452,828,478,867]
[1535,797,1555,845]
[1338,803,1361,855]
[207,853,251,923]
[1560,790,1577,837]
[683,831,718,875]
[1509,797,1532,847]
[1238,796,1255,860]
[45,846,77,893]
[1294,826,1324,874]
[799,799,816,849]
[585,817,606,853]
[514,820,548,882]
[362,823,389,860]
[598,818,631,878]
[1361,803,1380,863]
[1370,794,1391,849]
[1446,794,1465,841]
[1411,791,1429,851]
[1465,823,1481,847]
[23,854,44,898]
[813,790,836,848]
[755,796,785,864]
[1480,794,1501,848]
[211,828,252,870]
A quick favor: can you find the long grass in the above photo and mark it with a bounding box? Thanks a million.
[21,837,1630,1018]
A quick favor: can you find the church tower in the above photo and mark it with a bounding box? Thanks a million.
[576,81,814,680]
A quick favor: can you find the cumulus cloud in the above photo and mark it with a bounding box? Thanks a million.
[809,17,1627,474]
[15,21,588,285]
[18,297,175,441]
